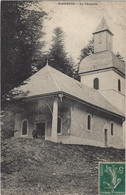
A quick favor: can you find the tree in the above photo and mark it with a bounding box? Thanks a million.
[114,52,125,62]
[73,39,94,81]
[1,1,47,103]
[1,99,27,140]
[48,27,74,77]
[79,39,94,62]
[79,38,125,63]
[69,56,80,81]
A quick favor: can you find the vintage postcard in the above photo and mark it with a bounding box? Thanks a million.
[1,1,125,195]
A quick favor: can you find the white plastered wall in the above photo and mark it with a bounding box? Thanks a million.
[81,70,125,114]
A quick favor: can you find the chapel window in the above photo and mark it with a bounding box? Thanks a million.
[118,79,121,92]
[111,122,114,136]
[87,115,91,130]
[22,120,28,135]
[93,78,99,90]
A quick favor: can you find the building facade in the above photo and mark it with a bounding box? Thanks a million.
[14,18,125,149]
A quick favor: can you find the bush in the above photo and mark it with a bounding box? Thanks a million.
[1,109,15,140]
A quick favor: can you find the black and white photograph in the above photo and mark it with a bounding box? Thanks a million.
[1,1,126,194]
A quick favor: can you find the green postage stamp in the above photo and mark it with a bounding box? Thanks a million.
[99,162,125,195]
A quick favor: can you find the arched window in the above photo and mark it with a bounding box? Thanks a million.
[87,115,91,130]
[22,120,28,135]
[111,122,114,136]
[93,78,99,90]
[57,117,62,134]
[118,79,121,92]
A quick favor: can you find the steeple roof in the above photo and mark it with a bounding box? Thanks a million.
[93,17,113,35]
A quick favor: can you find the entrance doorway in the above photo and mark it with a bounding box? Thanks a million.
[104,129,108,147]
[36,123,45,138]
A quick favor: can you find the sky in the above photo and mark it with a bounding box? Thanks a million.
[37,1,126,63]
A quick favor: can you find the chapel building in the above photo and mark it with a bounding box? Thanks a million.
[14,18,125,149]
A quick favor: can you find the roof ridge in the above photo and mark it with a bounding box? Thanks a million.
[47,65,61,91]
[96,90,124,116]
[14,64,124,117]
[48,65,90,88]
[48,66,124,116]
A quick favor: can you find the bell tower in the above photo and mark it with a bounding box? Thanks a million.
[93,17,113,53]
[79,18,125,114]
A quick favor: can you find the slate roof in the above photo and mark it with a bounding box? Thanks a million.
[14,65,124,117]
[93,17,113,35]
[79,51,125,75]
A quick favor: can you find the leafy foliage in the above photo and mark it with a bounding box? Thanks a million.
[114,52,125,62]
[1,109,15,140]
[79,39,94,63]
[78,39,125,72]
[1,100,27,139]
[73,39,94,80]
[1,1,47,102]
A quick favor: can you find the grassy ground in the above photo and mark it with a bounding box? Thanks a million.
[1,138,125,195]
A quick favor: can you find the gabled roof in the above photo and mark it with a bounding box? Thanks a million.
[79,51,125,76]
[93,17,113,35]
[14,65,124,117]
